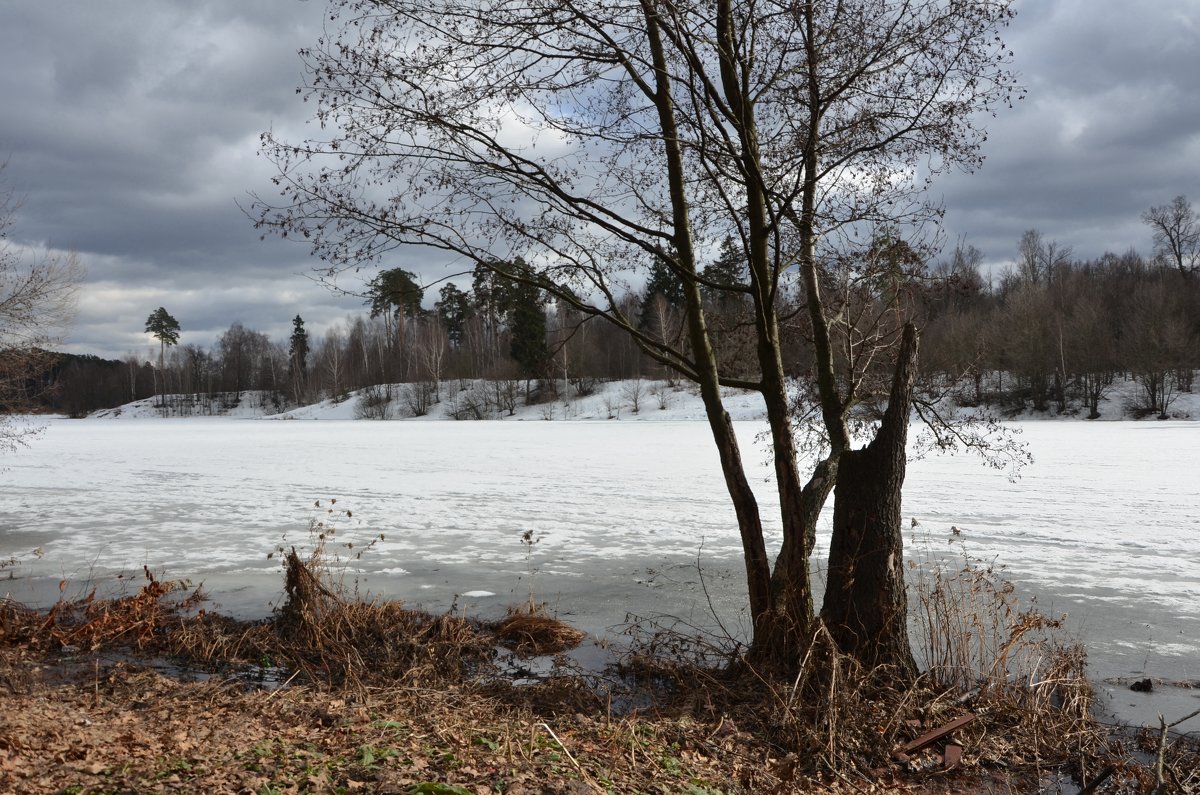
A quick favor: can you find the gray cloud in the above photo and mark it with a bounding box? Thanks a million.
[2,0,1198,358]
[0,0,344,357]
[939,0,1200,266]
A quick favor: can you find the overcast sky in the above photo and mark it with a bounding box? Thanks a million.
[2,0,1198,360]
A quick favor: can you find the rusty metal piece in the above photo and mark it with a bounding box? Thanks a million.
[943,742,963,770]
[893,714,975,760]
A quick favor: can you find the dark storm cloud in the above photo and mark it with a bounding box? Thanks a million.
[938,0,1200,267]
[0,0,345,357]
[2,0,1198,357]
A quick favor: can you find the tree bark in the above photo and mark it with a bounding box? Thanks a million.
[820,323,920,676]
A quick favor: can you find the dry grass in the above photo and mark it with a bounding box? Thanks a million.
[601,538,1176,792]
[902,534,1155,790]
[165,547,495,690]
[0,566,203,652]
[494,601,585,656]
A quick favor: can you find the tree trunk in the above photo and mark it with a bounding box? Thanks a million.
[821,323,919,676]
[714,0,821,665]
[642,3,773,633]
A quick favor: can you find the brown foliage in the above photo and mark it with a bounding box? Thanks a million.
[3,536,1195,792]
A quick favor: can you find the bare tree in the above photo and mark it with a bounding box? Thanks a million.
[1142,195,1199,275]
[314,325,348,402]
[1123,280,1193,418]
[1,167,83,451]
[413,314,448,399]
[1016,229,1072,286]
[255,0,1020,670]
[1066,290,1118,419]
[215,321,271,400]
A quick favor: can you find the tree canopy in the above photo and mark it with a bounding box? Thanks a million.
[145,308,180,351]
[366,268,425,321]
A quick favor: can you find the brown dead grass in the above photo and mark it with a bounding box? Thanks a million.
[12,640,1161,795]
[494,602,586,656]
[0,566,203,652]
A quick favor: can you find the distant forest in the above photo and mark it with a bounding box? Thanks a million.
[15,231,1200,421]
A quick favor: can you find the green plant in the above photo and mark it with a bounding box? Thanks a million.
[357,744,398,769]
[472,735,500,752]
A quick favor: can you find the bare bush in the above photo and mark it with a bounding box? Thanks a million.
[650,380,672,411]
[448,381,496,420]
[491,377,519,416]
[601,387,620,419]
[569,375,598,397]
[1,167,83,451]
[402,380,437,416]
[622,377,644,415]
[352,383,394,420]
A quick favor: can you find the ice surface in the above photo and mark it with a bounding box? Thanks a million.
[2,385,1198,729]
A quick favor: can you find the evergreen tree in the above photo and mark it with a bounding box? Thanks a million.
[366,268,424,320]
[699,235,749,308]
[434,283,472,348]
[288,314,310,402]
[365,268,424,374]
[637,258,684,330]
[508,284,548,382]
[144,307,180,370]
[498,260,548,383]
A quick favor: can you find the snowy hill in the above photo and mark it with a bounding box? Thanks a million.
[86,380,772,422]
[83,375,1199,422]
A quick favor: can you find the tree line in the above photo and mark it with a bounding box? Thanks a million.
[921,220,1199,420]
[23,200,1198,423]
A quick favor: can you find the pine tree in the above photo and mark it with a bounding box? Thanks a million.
[435,283,472,348]
[144,307,180,370]
[288,314,310,403]
[508,283,548,383]
[699,235,749,306]
[366,268,424,320]
[498,261,548,387]
[637,258,684,330]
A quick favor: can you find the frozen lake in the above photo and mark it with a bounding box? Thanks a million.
[2,417,1197,728]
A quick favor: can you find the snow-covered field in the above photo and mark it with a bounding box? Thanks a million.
[2,386,1198,728]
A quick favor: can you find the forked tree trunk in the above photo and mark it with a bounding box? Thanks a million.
[714,0,826,663]
[820,323,920,676]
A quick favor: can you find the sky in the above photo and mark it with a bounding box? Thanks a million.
[1,0,1198,360]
